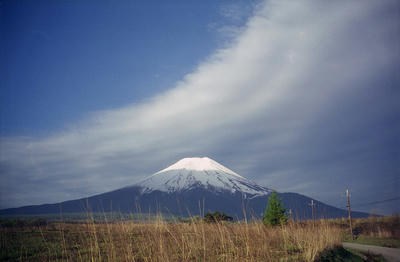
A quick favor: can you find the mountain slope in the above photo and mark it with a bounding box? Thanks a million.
[0,157,370,219]
[0,187,368,220]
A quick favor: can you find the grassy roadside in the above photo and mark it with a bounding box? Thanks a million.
[322,215,400,248]
[343,247,387,262]
[323,215,399,262]
[344,234,400,248]
[315,246,388,262]
[341,215,400,248]
[315,246,364,262]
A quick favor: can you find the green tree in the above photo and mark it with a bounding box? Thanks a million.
[263,191,288,226]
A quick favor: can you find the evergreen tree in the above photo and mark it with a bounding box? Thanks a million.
[263,191,288,226]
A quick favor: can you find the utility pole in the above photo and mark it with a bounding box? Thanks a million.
[346,189,354,240]
[288,208,293,223]
[309,200,315,226]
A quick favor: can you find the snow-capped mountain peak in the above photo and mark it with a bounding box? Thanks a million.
[155,157,243,178]
[136,157,271,196]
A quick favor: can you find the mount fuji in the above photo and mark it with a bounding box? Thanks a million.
[0,157,369,219]
[137,157,271,197]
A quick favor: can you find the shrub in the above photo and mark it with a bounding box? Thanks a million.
[203,211,233,223]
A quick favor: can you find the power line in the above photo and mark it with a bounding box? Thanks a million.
[340,196,400,209]
[352,196,400,208]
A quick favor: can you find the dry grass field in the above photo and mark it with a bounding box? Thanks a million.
[1,215,398,261]
[332,215,400,248]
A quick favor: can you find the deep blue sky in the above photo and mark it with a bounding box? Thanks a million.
[1,0,399,215]
[1,0,249,135]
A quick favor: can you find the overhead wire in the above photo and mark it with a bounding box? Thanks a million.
[351,196,400,208]
[338,196,400,209]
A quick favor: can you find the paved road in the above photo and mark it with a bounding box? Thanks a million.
[342,242,400,262]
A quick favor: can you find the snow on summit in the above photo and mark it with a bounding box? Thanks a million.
[155,157,243,178]
[136,157,271,196]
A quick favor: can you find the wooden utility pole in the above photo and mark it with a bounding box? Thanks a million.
[346,189,354,240]
[310,200,315,226]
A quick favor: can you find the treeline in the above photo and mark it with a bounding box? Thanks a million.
[0,218,48,228]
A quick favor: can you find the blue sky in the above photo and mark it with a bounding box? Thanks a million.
[2,0,251,135]
[1,0,399,215]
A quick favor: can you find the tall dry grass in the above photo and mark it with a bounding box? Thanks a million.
[327,215,400,239]
[4,214,400,261]
[10,216,342,262]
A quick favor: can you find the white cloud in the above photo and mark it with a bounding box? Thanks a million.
[1,0,399,213]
